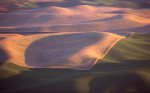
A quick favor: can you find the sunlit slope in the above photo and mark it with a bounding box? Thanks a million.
[0,32,124,70]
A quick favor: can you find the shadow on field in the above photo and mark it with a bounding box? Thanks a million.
[0,48,9,66]
[89,72,150,93]
[29,0,150,9]
[0,63,150,93]
[0,37,9,66]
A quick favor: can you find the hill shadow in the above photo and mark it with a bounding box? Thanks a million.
[0,66,80,93]
[34,0,82,8]
[27,0,150,9]
[89,72,150,93]
[0,62,150,93]
[0,48,8,66]
[0,37,9,66]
